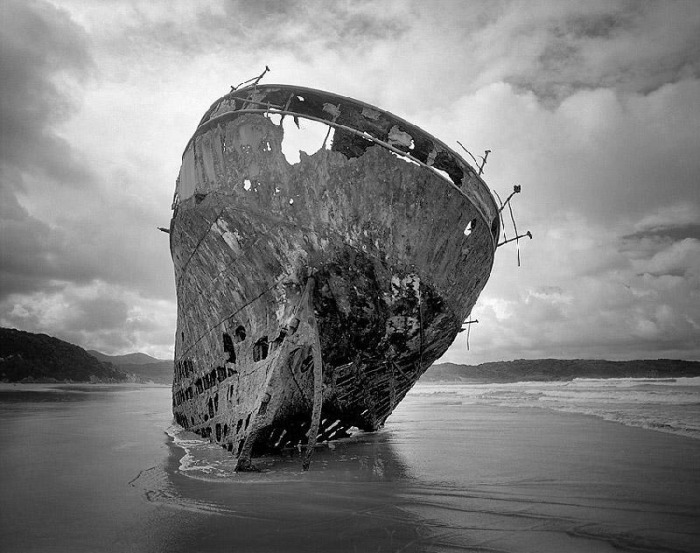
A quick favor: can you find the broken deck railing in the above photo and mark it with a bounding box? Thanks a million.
[183,84,500,241]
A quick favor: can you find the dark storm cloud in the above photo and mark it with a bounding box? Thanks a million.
[497,2,700,104]
[622,224,700,243]
[0,0,94,187]
[0,181,174,303]
[219,0,409,49]
[0,186,64,297]
[92,0,409,64]
[0,1,175,304]
[173,0,409,58]
[0,0,95,301]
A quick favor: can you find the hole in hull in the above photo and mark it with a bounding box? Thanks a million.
[223,333,236,363]
[280,117,330,164]
[253,336,269,362]
[464,218,476,237]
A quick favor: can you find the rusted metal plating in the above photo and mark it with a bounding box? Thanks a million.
[181,84,500,243]
[170,85,505,470]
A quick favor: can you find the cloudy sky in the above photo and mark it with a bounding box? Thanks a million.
[1,0,699,363]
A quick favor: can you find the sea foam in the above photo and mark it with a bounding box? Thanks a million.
[410,377,700,439]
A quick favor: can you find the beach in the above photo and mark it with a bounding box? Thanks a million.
[1,382,699,552]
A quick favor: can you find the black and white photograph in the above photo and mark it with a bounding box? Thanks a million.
[1,1,699,551]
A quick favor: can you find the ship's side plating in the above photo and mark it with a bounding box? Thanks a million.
[169,85,500,466]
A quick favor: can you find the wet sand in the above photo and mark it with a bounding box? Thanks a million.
[1,384,699,552]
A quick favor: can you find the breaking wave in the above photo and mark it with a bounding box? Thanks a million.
[410,377,700,439]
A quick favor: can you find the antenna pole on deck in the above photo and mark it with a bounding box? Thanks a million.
[498,184,521,214]
[231,66,271,92]
[498,231,532,247]
[456,142,491,175]
[479,150,491,175]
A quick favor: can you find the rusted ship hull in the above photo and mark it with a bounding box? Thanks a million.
[169,85,500,468]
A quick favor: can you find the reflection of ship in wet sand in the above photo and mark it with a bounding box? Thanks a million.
[128,424,429,551]
[168,84,501,470]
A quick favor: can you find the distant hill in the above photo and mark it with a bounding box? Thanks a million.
[113,361,172,385]
[88,350,161,366]
[89,350,173,385]
[0,328,131,383]
[421,359,700,383]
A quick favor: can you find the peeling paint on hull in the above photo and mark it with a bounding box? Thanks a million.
[169,85,500,467]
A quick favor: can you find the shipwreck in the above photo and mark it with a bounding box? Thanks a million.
[169,82,506,470]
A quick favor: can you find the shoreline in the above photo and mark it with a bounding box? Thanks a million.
[2,385,699,552]
[0,382,170,391]
[153,400,700,552]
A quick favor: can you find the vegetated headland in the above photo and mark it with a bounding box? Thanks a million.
[0,327,172,384]
[421,359,700,384]
[3,326,698,385]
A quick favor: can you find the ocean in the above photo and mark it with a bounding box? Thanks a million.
[414,376,700,440]
[1,378,699,552]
